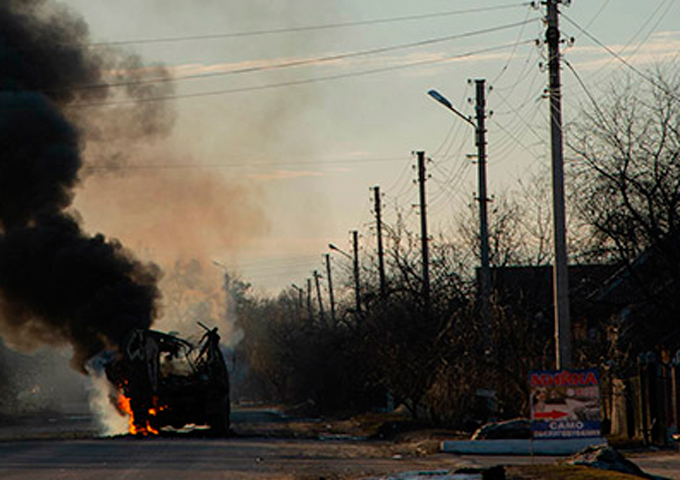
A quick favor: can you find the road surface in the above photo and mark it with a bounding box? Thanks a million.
[0,436,506,480]
[1,408,679,479]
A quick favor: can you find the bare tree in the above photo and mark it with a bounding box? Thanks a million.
[568,69,680,349]
[454,182,556,269]
[569,70,680,262]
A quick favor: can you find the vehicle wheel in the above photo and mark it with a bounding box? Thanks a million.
[208,395,230,435]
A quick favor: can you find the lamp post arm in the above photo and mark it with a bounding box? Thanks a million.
[328,243,352,260]
[427,89,475,128]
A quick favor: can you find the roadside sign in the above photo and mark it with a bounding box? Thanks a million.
[529,369,601,439]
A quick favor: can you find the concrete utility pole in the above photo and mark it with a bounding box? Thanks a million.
[306,278,313,326]
[324,254,336,326]
[427,85,491,316]
[351,230,361,316]
[417,151,431,313]
[372,186,387,299]
[546,0,572,369]
[475,79,491,314]
[313,270,326,327]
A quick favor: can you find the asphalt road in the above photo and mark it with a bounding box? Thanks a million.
[0,436,475,480]
[1,409,679,479]
[3,437,679,480]
[0,407,543,480]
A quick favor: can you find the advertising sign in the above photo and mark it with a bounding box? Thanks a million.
[529,369,601,439]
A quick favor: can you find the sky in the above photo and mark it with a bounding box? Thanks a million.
[58,0,680,295]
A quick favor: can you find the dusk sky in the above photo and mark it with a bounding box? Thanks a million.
[60,0,679,293]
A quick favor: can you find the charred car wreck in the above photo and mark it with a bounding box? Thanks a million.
[106,324,230,435]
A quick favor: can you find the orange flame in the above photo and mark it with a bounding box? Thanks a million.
[117,393,160,436]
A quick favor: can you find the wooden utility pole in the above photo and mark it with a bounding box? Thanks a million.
[324,254,336,326]
[313,270,326,327]
[351,230,361,316]
[546,0,572,369]
[291,283,304,313]
[372,186,387,299]
[475,79,491,315]
[417,151,431,313]
[306,278,313,326]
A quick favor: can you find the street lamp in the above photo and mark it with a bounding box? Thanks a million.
[428,83,491,318]
[212,260,229,270]
[427,89,475,128]
[212,259,232,289]
[328,243,351,260]
[329,233,361,316]
[323,254,337,326]
[291,283,304,311]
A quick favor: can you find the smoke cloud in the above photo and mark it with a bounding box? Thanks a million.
[0,215,160,370]
[0,0,176,370]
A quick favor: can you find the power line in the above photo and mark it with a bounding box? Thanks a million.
[231,254,322,268]
[561,11,678,98]
[238,261,321,275]
[86,3,529,47]
[429,160,472,209]
[434,86,472,155]
[489,5,535,85]
[489,40,539,95]
[490,117,544,164]
[67,19,537,92]
[572,0,672,88]
[583,0,612,30]
[69,40,536,108]
[81,155,407,172]
[384,158,414,201]
[562,58,607,122]
[431,133,472,184]
[491,86,546,148]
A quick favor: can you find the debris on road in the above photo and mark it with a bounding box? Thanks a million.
[471,418,531,440]
[567,445,656,478]
[373,466,505,480]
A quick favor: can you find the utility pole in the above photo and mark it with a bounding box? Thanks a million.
[546,0,572,370]
[324,254,336,326]
[417,151,431,313]
[328,238,360,319]
[372,186,387,299]
[351,230,361,316]
[426,85,491,320]
[291,283,304,313]
[313,270,326,327]
[306,278,313,326]
[475,79,491,319]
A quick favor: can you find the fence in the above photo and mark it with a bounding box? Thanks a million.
[604,354,680,445]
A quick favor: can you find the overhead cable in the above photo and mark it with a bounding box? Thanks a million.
[87,3,530,47]
[70,40,536,108]
[561,11,678,98]
[69,19,538,92]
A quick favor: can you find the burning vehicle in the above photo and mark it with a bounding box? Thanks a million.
[105,324,230,435]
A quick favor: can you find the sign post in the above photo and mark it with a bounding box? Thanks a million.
[530,369,601,440]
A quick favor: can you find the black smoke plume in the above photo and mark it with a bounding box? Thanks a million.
[0,0,172,371]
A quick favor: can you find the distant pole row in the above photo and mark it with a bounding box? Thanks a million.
[294,0,572,371]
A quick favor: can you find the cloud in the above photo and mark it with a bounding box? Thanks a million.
[102,44,532,85]
[246,169,326,181]
[568,30,680,71]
